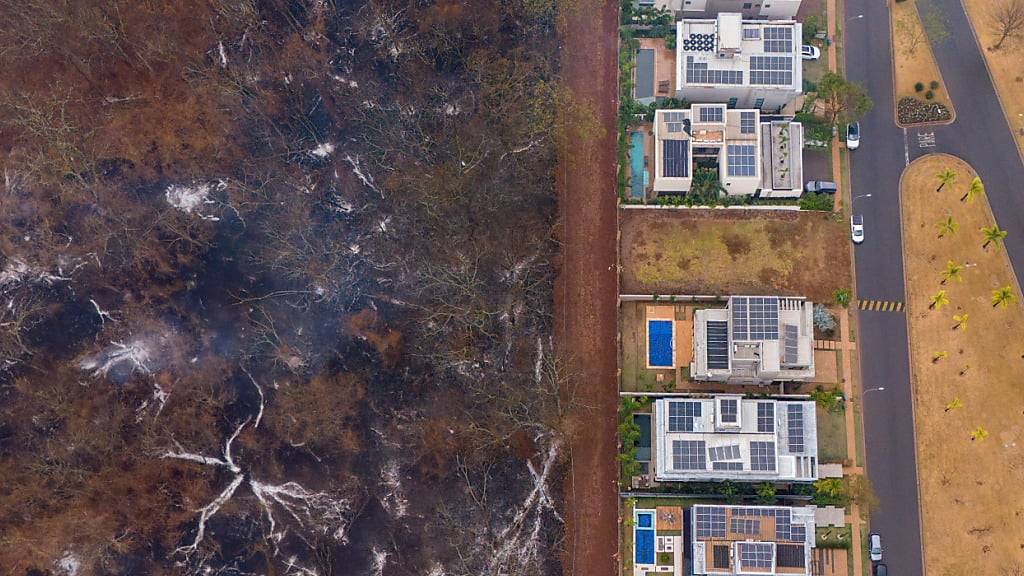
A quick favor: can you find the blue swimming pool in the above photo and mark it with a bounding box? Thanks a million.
[635,511,655,564]
[629,132,646,201]
[648,319,673,367]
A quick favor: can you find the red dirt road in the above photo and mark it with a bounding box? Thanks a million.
[554,1,619,576]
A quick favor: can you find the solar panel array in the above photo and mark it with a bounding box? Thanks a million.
[708,444,741,461]
[750,56,793,86]
[695,506,727,538]
[783,324,799,365]
[663,140,689,178]
[699,106,724,123]
[763,26,793,52]
[750,441,777,471]
[757,402,775,433]
[742,26,761,40]
[713,545,731,569]
[706,320,730,370]
[776,544,806,568]
[787,404,805,453]
[730,517,761,535]
[713,461,744,471]
[687,57,744,85]
[732,297,780,340]
[727,145,756,177]
[740,111,757,134]
[668,400,701,432]
[672,440,706,470]
[664,111,685,133]
[719,398,738,423]
[739,542,774,569]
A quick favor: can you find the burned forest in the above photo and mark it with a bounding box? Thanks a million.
[0,1,570,574]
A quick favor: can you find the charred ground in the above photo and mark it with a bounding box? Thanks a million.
[0,1,568,574]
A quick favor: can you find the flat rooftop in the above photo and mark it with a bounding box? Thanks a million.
[692,504,816,576]
[676,14,801,91]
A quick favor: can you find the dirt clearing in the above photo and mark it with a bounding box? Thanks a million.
[555,1,619,576]
[900,153,1024,574]
[619,208,850,302]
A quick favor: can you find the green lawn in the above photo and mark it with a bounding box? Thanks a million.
[816,405,848,464]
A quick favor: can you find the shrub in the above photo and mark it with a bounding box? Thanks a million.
[810,386,844,413]
[832,287,852,307]
[812,478,849,506]
[756,483,777,504]
[800,192,834,211]
[914,82,924,92]
[897,96,952,124]
[925,90,935,100]
[802,14,821,44]
[929,80,940,90]
[813,304,837,334]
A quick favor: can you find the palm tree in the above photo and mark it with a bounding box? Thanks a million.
[970,426,989,441]
[936,215,958,238]
[961,176,984,202]
[981,224,1008,250]
[930,290,950,310]
[992,285,1015,308]
[932,350,948,363]
[940,260,963,284]
[833,288,852,308]
[953,312,969,331]
[944,397,963,412]
[935,168,956,192]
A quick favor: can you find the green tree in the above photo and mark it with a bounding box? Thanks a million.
[833,287,852,307]
[718,480,740,504]
[812,478,848,506]
[961,176,984,202]
[929,289,950,310]
[941,260,963,284]
[992,285,1015,308]
[817,72,873,125]
[952,312,969,331]
[982,224,1008,250]
[756,483,777,504]
[935,168,956,192]
[936,215,958,238]
[845,475,879,513]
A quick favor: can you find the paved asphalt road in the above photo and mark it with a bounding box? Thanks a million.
[843,0,1024,575]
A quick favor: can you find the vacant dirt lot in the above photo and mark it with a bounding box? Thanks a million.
[619,208,850,302]
[901,154,1024,574]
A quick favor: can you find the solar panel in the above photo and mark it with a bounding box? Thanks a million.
[750,441,777,471]
[664,111,685,122]
[739,542,774,569]
[663,140,689,178]
[788,404,805,453]
[672,440,706,470]
[776,544,806,568]
[733,297,780,340]
[757,402,775,433]
[743,27,761,40]
[750,56,793,86]
[695,507,727,538]
[686,57,744,85]
[732,297,749,340]
[763,26,793,52]
[774,508,792,540]
[706,320,730,370]
[730,517,761,535]
[727,145,756,177]
[713,461,744,471]
[668,400,701,432]
[783,324,799,365]
[740,111,756,134]
[709,444,741,461]
[713,545,731,569]
[699,106,723,123]
[719,398,738,423]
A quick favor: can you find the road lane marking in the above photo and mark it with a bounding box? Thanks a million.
[903,127,910,166]
[858,299,905,312]
[917,131,936,148]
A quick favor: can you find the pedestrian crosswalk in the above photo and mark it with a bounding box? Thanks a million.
[858,299,905,312]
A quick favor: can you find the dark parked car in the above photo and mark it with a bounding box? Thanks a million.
[874,564,888,576]
[805,180,839,194]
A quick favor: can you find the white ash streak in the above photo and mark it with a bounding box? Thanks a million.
[79,339,152,378]
[309,142,335,158]
[54,552,80,576]
[344,154,382,197]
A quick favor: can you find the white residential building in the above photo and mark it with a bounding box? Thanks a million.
[692,296,815,384]
[637,0,803,20]
[652,105,803,198]
[691,504,817,575]
[676,13,802,112]
[653,396,819,482]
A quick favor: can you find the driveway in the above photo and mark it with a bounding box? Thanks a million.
[844,0,1024,575]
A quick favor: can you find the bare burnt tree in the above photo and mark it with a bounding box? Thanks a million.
[991,0,1024,49]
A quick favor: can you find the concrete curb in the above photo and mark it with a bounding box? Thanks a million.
[619,204,802,211]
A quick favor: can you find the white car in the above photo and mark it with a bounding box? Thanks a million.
[851,215,865,244]
[868,533,883,562]
[801,45,821,60]
[847,121,861,150]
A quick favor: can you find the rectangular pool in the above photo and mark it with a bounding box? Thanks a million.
[647,319,673,367]
[634,510,655,565]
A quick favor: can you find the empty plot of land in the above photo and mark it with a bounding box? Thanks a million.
[619,209,849,302]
